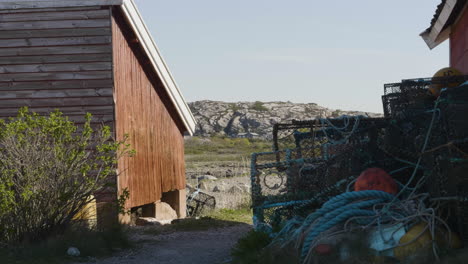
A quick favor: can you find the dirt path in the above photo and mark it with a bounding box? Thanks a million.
[79,224,251,264]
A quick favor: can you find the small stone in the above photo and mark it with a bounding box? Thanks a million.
[135,217,172,226]
[67,247,80,257]
[240,184,251,193]
[198,175,217,181]
[227,185,244,194]
[198,181,210,190]
[213,186,221,192]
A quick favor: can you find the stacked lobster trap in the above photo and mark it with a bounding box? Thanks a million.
[250,74,468,258]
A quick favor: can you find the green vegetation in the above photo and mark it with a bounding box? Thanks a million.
[185,136,271,163]
[251,101,269,112]
[0,224,131,264]
[229,103,242,112]
[206,207,252,225]
[142,206,253,237]
[143,217,243,236]
[331,109,342,117]
[0,108,133,262]
[231,230,273,264]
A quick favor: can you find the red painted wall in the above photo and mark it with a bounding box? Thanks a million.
[450,7,468,73]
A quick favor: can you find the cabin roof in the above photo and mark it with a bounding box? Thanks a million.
[0,0,196,135]
[420,0,467,49]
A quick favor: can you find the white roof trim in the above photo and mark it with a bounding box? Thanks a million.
[0,0,123,9]
[420,0,457,49]
[0,0,197,135]
[120,0,196,135]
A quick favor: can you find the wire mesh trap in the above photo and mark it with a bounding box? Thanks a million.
[251,75,468,254]
[186,185,216,217]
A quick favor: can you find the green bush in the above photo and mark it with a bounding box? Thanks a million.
[251,101,268,112]
[0,108,133,245]
[0,224,131,264]
[229,103,242,112]
[231,230,272,264]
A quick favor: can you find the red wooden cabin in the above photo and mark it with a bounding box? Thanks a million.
[421,0,468,73]
[0,0,196,223]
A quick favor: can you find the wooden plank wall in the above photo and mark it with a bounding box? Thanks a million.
[112,14,186,209]
[0,6,114,128]
[0,6,116,204]
[451,7,468,73]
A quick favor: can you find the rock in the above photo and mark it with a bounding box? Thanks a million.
[67,247,80,257]
[188,100,383,139]
[225,169,233,177]
[213,185,227,192]
[135,217,172,226]
[197,181,210,190]
[198,175,217,181]
[240,184,251,193]
[227,185,244,195]
[156,202,178,221]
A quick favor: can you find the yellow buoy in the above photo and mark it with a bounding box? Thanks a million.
[428,67,463,97]
[394,223,432,259]
[394,222,464,260]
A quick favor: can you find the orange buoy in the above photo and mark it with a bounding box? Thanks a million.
[354,168,398,194]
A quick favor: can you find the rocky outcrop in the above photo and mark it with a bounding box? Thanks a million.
[189,100,382,139]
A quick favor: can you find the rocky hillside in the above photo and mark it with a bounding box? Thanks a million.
[189,100,382,139]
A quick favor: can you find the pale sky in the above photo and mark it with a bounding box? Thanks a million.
[133,0,448,113]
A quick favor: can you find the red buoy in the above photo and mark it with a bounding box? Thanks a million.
[354,168,398,194]
[314,244,333,255]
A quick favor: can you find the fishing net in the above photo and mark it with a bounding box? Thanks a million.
[251,76,468,245]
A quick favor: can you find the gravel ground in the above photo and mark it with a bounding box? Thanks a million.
[77,224,251,264]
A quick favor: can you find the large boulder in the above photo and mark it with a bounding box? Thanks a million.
[156,202,178,221]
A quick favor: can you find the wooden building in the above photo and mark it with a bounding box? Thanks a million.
[0,0,196,223]
[421,0,468,73]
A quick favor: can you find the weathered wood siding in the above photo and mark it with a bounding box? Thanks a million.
[451,7,468,73]
[112,13,186,209]
[0,6,114,128]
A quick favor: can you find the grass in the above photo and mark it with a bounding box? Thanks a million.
[206,208,253,225]
[142,202,253,236]
[141,217,243,236]
[185,136,271,158]
[0,224,131,264]
[251,101,269,112]
[231,230,274,264]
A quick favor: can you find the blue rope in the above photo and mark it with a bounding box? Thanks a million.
[296,191,394,235]
[292,191,396,261]
[300,209,376,261]
[261,200,309,209]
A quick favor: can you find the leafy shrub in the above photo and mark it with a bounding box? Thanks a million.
[0,224,131,264]
[0,108,133,244]
[251,101,268,112]
[229,103,242,112]
[231,230,272,264]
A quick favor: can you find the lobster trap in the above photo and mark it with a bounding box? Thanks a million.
[252,117,405,228]
[382,75,468,118]
[186,185,216,217]
[252,75,468,242]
